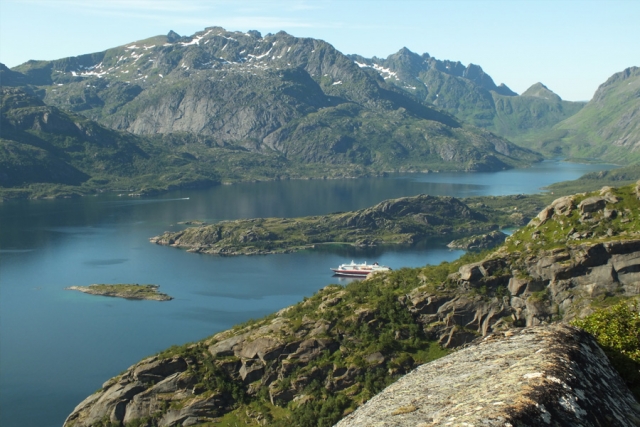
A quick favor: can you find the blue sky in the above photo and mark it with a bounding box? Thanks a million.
[1,0,637,101]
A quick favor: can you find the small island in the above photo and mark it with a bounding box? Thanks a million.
[65,284,173,301]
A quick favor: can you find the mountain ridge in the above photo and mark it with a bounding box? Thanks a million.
[551,66,640,163]
[1,27,545,199]
[348,46,585,140]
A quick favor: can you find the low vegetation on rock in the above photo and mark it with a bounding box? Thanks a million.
[446,230,507,250]
[572,300,640,399]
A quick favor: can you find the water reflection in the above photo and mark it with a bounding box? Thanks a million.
[82,258,129,266]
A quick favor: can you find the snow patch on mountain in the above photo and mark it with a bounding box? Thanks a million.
[353,61,397,79]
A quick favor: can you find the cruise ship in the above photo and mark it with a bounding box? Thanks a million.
[330,261,391,277]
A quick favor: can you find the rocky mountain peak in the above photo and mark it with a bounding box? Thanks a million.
[522,82,562,101]
[382,47,425,77]
[592,66,640,104]
[495,82,517,96]
[166,30,181,43]
[461,63,496,90]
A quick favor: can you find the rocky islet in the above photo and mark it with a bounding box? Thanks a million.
[65,284,173,301]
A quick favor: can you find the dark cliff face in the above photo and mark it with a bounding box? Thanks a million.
[64,182,640,427]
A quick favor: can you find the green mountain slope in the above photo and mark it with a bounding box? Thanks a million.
[349,49,585,143]
[6,27,540,185]
[1,88,145,185]
[491,83,585,143]
[550,67,640,163]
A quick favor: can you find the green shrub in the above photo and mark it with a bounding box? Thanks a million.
[572,300,640,400]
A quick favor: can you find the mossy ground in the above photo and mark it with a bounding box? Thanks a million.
[505,184,640,256]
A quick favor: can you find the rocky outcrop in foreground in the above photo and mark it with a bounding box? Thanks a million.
[337,324,640,427]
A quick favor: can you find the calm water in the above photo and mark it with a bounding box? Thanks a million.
[0,160,615,426]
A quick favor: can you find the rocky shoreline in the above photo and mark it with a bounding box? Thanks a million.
[65,284,173,301]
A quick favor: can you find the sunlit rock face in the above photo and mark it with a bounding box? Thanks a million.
[336,324,640,427]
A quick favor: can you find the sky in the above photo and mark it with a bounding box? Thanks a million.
[0,0,637,101]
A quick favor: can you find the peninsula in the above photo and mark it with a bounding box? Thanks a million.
[65,284,173,301]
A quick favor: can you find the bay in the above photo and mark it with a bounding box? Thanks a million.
[0,160,615,426]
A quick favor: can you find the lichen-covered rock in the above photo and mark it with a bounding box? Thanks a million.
[578,196,607,213]
[336,325,640,427]
[63,356,190,427]
[534,195,575,226]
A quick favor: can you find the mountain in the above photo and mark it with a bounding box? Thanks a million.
[550,67,640,163]
[63,182,640,426]
[0,63,31,87]
[1,87,145,188]
[0,87,227,197]
[521,82,561,100]
[3,27,542,198]
[349,48,585,142]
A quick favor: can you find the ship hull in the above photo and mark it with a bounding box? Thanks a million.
[330,269,372,277]
[330,261,391,277]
